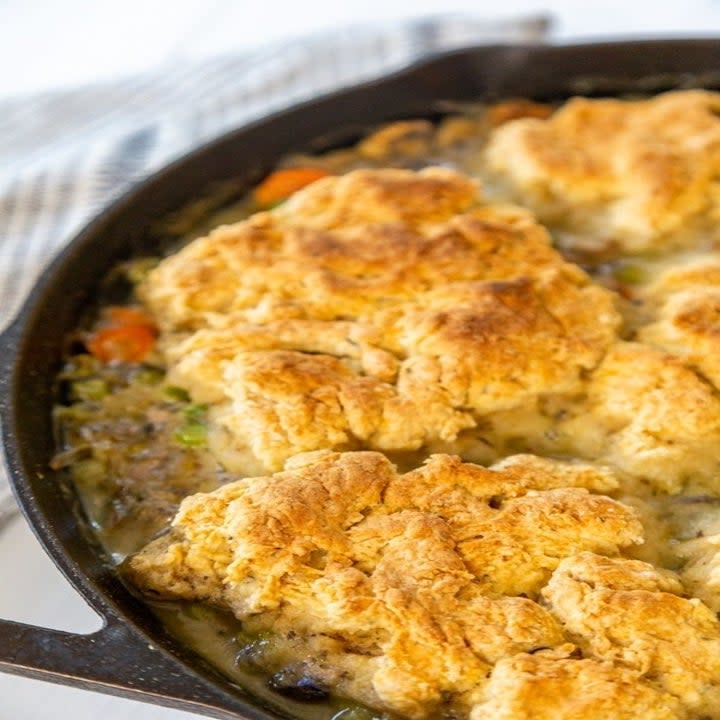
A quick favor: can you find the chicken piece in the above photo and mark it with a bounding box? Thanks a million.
[542,552,720,717]
[470,648,686,720]
[560,342,720,492]
[670,495,720,613]
[677,532,720,613]
[485,90,720,255]
[142,168,619,471]
[126,450,642,719]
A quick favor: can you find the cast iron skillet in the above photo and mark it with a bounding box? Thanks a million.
[3,39,720,720]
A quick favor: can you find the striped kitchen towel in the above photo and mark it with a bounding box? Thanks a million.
[0,13,548,520]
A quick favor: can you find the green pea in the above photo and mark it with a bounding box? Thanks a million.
[164,385,191,402]
[613,263,646,285]
[174,422,207,446]
[60,354,100,380]
[134,366,165,385]
[72,378,109,401]
[183,403,208,421]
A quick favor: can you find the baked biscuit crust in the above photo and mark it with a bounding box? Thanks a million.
[142,168,619,471]
[637,255,720,393]
[127,451,720,719]
[558,341,720,492]
[542,553,720,717]
[470,650,685,720]
[485,90,720,255]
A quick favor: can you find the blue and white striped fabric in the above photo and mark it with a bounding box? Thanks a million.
[0,14,547,520]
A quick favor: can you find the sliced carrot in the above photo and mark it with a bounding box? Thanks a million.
[86,325,156,364]
[86,304,157,364]
[105,305,155,328]
[254,167,330,208]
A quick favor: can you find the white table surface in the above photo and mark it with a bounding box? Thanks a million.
[4,0,720,718]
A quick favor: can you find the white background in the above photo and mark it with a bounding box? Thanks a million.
[3,0,720,717]
[2,0,720,99]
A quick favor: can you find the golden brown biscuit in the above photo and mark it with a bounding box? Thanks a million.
[142,168,619,471]
[126,450,643,719]
[640,287,720,389]
[485,90,720,255]
[542,552,720,717]
[642,253,720,299]
[559,342,720,492]
[632,253,720,392]
[470,649,686,720]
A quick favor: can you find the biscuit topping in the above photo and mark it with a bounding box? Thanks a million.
[126,451,655,719]
[142,168,619,471]
[485,90,720,255]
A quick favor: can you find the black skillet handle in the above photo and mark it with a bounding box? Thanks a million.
[0,613,256,719]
